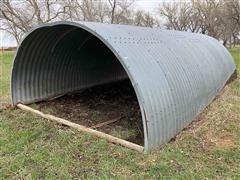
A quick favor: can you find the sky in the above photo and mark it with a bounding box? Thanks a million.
[0,0,163,47]
[135,0,161,12]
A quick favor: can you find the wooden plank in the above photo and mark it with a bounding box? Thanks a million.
[17,104,144,153]
[90,117,121,129]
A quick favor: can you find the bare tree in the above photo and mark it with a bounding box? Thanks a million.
[63,0,134,24]
[2,0,238,47]
[158,1,192,31]
[108,0,135,24]
[75,0,109,22]
[134,10,156,27]
[193,0,223,37]
[108,0,116,23]
[193,0,239,45]
[0,0,66,44]
[223,0,240,46]
[0,0,136,44]
[158,0,240,46]
[225,0,240,26]
[59,0,96,21]
[0,19,22,44]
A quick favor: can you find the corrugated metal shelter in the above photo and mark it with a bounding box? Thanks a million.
[11,21,236,152]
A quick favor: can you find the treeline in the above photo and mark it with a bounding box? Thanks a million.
[159,0,240,47]
[1,0,239,46]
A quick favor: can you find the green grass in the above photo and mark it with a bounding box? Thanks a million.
[0,52,12,104]
[229,48,240,69]
[0,48,240,179]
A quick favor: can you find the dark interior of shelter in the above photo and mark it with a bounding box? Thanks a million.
[17,25,144,145]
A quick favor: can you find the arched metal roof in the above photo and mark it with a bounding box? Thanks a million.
[11,21,236,152]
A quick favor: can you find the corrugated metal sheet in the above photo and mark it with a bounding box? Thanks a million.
[11,21,236,152]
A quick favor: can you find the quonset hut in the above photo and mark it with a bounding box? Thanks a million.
[11,22,236,152]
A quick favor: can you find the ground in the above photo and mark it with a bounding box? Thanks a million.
[0,48,239,179]
[33,80,143,145]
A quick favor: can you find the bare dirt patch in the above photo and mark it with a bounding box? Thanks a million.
[205,135,236,149]
[35,80,144,145]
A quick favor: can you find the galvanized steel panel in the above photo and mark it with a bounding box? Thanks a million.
[11,21,236,152]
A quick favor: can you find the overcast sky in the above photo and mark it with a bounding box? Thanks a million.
[0,0,163,47]
[135,0,160,12]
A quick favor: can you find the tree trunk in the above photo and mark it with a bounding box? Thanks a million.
[229,35,232,48]
[223,40,227,47]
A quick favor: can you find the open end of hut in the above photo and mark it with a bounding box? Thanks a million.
[11,24,144,146]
